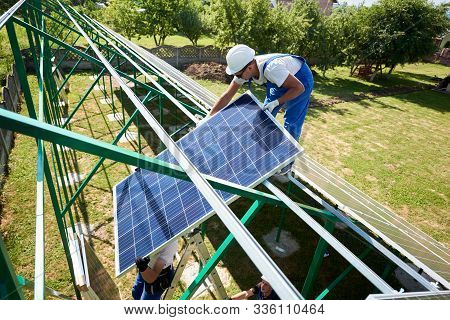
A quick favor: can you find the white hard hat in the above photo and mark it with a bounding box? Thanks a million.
[261,275,268,282]
[225,44,255,75]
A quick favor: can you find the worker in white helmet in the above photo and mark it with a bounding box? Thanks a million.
[209,44,314,180]
[231,275,280,300]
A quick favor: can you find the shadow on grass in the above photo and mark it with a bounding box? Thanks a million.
[393,90,450,114]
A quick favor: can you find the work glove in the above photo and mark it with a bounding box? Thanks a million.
[135,256,150,273]
[263,100,279,113]
[196,113,211,127]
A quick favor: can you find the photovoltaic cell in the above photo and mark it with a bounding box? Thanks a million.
[113,93,301,275]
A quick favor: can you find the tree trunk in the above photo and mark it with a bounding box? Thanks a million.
[388,64,396,75]
[350,64,357,76]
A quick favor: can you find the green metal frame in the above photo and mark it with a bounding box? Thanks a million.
[180,200,265,300]
[0,0,379,301]
[0,234,24,299]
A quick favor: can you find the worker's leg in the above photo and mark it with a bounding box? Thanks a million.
[273,64,314,177]
[283,63,314,141]
[131,273,145,300]
[141,287,163,300]
[283,91,311,141]
[142,279,166,300]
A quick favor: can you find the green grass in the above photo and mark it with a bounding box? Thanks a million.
[0,62,448,300]
[297,63,450,246]
[130,34,215,49]
[0,26,30,100]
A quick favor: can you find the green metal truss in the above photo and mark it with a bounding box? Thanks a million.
[0,0,378,301]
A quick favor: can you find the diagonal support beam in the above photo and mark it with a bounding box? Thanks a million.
[288,174,439,292]
[263,180,396,294]
[0,103,338,221]
[180,200,266,300]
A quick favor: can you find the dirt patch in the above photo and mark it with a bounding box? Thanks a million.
[183,62,232,83]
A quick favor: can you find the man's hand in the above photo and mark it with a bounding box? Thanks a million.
[196,114,211,127]
[263,100,279,113]
[135,256,150,273]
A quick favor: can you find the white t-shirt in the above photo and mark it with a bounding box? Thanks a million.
[151,240,178,269]
[233,54,303,88]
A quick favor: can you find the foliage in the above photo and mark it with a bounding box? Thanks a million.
[0,30,14,83]
[288,0,323,61]
[208,0,245,47]
[347,0,449,75]
[101,0,140,40]
[319,5,361,73]
[137,0,181,46]
[239,0,298,54]
[176,0,204,46]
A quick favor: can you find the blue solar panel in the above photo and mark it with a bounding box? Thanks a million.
[113,93,302,275]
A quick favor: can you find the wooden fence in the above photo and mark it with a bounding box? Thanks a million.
[146,45,227,68]
[24,45,228,71]
[0,64,21,185]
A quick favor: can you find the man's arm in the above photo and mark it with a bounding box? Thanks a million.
[210,81,241,116]
[140,257,165,284]
[231,288,255,300]
[277,73,305,105]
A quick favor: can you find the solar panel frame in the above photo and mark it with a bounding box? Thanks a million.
[366,290,450,300]
[113,91,303,276]
[293,153,450,288]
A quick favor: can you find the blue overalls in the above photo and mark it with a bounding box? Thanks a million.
[132,266,174,300]
[261,54,314,141]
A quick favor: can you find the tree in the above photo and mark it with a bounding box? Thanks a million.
[177,0,204,46]
[348,0,449,77]
[316,4,360,74]
[207,0,303,54]
[208,0,245,48]
[102,0,140,40]
[288,0,324,61]
[238,0,277,53]
[138,0,181,46]
[237,0,304,54]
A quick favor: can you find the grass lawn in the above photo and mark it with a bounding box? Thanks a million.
[199,63,450,245]
[0,62,448,300]
[130,34,215,49]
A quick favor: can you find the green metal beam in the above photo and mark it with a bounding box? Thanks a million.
[24,1,119,57]
[6,20,82,300]
[12,16,205,118]
[59,106,141,217]
[0,104,339,224]
[315,247,373,300]
[180,200,266,300]
[0,234,24,300]
[301,220,335,298]
[62,54,121,128]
